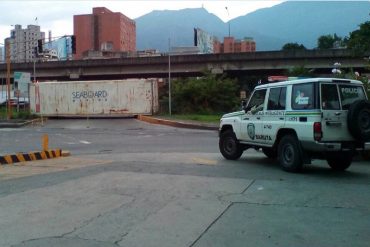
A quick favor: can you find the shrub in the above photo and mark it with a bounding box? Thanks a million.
[171,72,240,114]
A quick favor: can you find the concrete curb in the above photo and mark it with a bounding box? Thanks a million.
[136,115,219,131]
[0,149,63,165]
[0,120,27,128]
[0,118,44,128]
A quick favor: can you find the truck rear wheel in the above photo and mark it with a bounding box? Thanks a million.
[278,135,303,172]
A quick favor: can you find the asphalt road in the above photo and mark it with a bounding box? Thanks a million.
[0,119,370,247]
[0,118,218,155]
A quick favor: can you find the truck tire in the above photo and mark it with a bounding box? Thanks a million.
[278,135,303,172]
[347,100,370,141]
[219,130,243,160]
[326,152,352,171]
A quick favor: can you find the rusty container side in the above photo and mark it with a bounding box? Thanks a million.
[30,79,158,117]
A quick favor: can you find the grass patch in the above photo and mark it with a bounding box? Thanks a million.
[0,106,35,120]
[158,114,222,123]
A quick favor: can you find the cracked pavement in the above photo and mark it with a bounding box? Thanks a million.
[3,171,249,247]
[2,162,370,247]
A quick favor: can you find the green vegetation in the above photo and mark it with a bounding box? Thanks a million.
[287,66,313,77]
[347,21,370,56]
[317,33,345,49]
[0,107,35,120]
[281,43,306,51]
[316,21,370,54]
[168,72,240,114]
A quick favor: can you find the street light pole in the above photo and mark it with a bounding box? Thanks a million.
[6,41,12,119]
[168,38,172,116]
[225,7,230,37]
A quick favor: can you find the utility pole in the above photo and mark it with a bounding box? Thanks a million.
[168,38,172,116]
[33,59,36,82]
[33,47,37,83]
[6,41,12,119]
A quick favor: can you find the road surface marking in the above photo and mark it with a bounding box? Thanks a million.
[79,140,91,144]
[192,157,217,165]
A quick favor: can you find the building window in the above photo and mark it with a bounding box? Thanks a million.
[101,42,113,51]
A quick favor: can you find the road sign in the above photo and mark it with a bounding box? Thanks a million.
[14,72,31,97]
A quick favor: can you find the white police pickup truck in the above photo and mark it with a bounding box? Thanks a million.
[219,78,370,172]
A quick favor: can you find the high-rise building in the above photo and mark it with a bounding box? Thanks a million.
[214,37,256,54]
[0,46,3,63]
[4,25,45,63]
[74,7,136,59]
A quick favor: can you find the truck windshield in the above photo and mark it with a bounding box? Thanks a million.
[339,85,366,110]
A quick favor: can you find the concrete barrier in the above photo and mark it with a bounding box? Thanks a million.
[0,149,63,165]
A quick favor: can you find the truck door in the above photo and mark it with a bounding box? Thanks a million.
[264,87,287,145]
[240,89,266,143]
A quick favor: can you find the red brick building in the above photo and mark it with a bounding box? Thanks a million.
[213,37,256,53]
[73,7,136,59]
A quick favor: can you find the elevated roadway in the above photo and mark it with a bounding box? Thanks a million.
[0,49,369,81]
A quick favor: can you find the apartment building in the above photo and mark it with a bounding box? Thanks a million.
[74,7,136,59]
[4,25,45,63]
[214,37,256,53]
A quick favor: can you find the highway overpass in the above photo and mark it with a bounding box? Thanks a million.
[0,49,369,81]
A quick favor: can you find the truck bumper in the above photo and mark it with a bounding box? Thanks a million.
[301,141,370,152]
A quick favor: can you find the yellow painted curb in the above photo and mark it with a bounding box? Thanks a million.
[0,149,64,165]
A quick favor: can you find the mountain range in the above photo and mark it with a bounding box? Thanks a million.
[135,1,370,51]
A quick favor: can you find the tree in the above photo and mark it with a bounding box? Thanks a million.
[317,34,343,49]
[171,72,240,114]
[282,43,306,51]
[343,70,370,98]
[287,66,313,77]
[347,21,370,55]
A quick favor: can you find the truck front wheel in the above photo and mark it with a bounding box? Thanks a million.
[219,130,243,160]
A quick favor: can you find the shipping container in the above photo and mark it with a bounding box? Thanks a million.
[29,79,158,117]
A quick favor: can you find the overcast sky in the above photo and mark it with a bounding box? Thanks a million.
[0,0,282,45]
